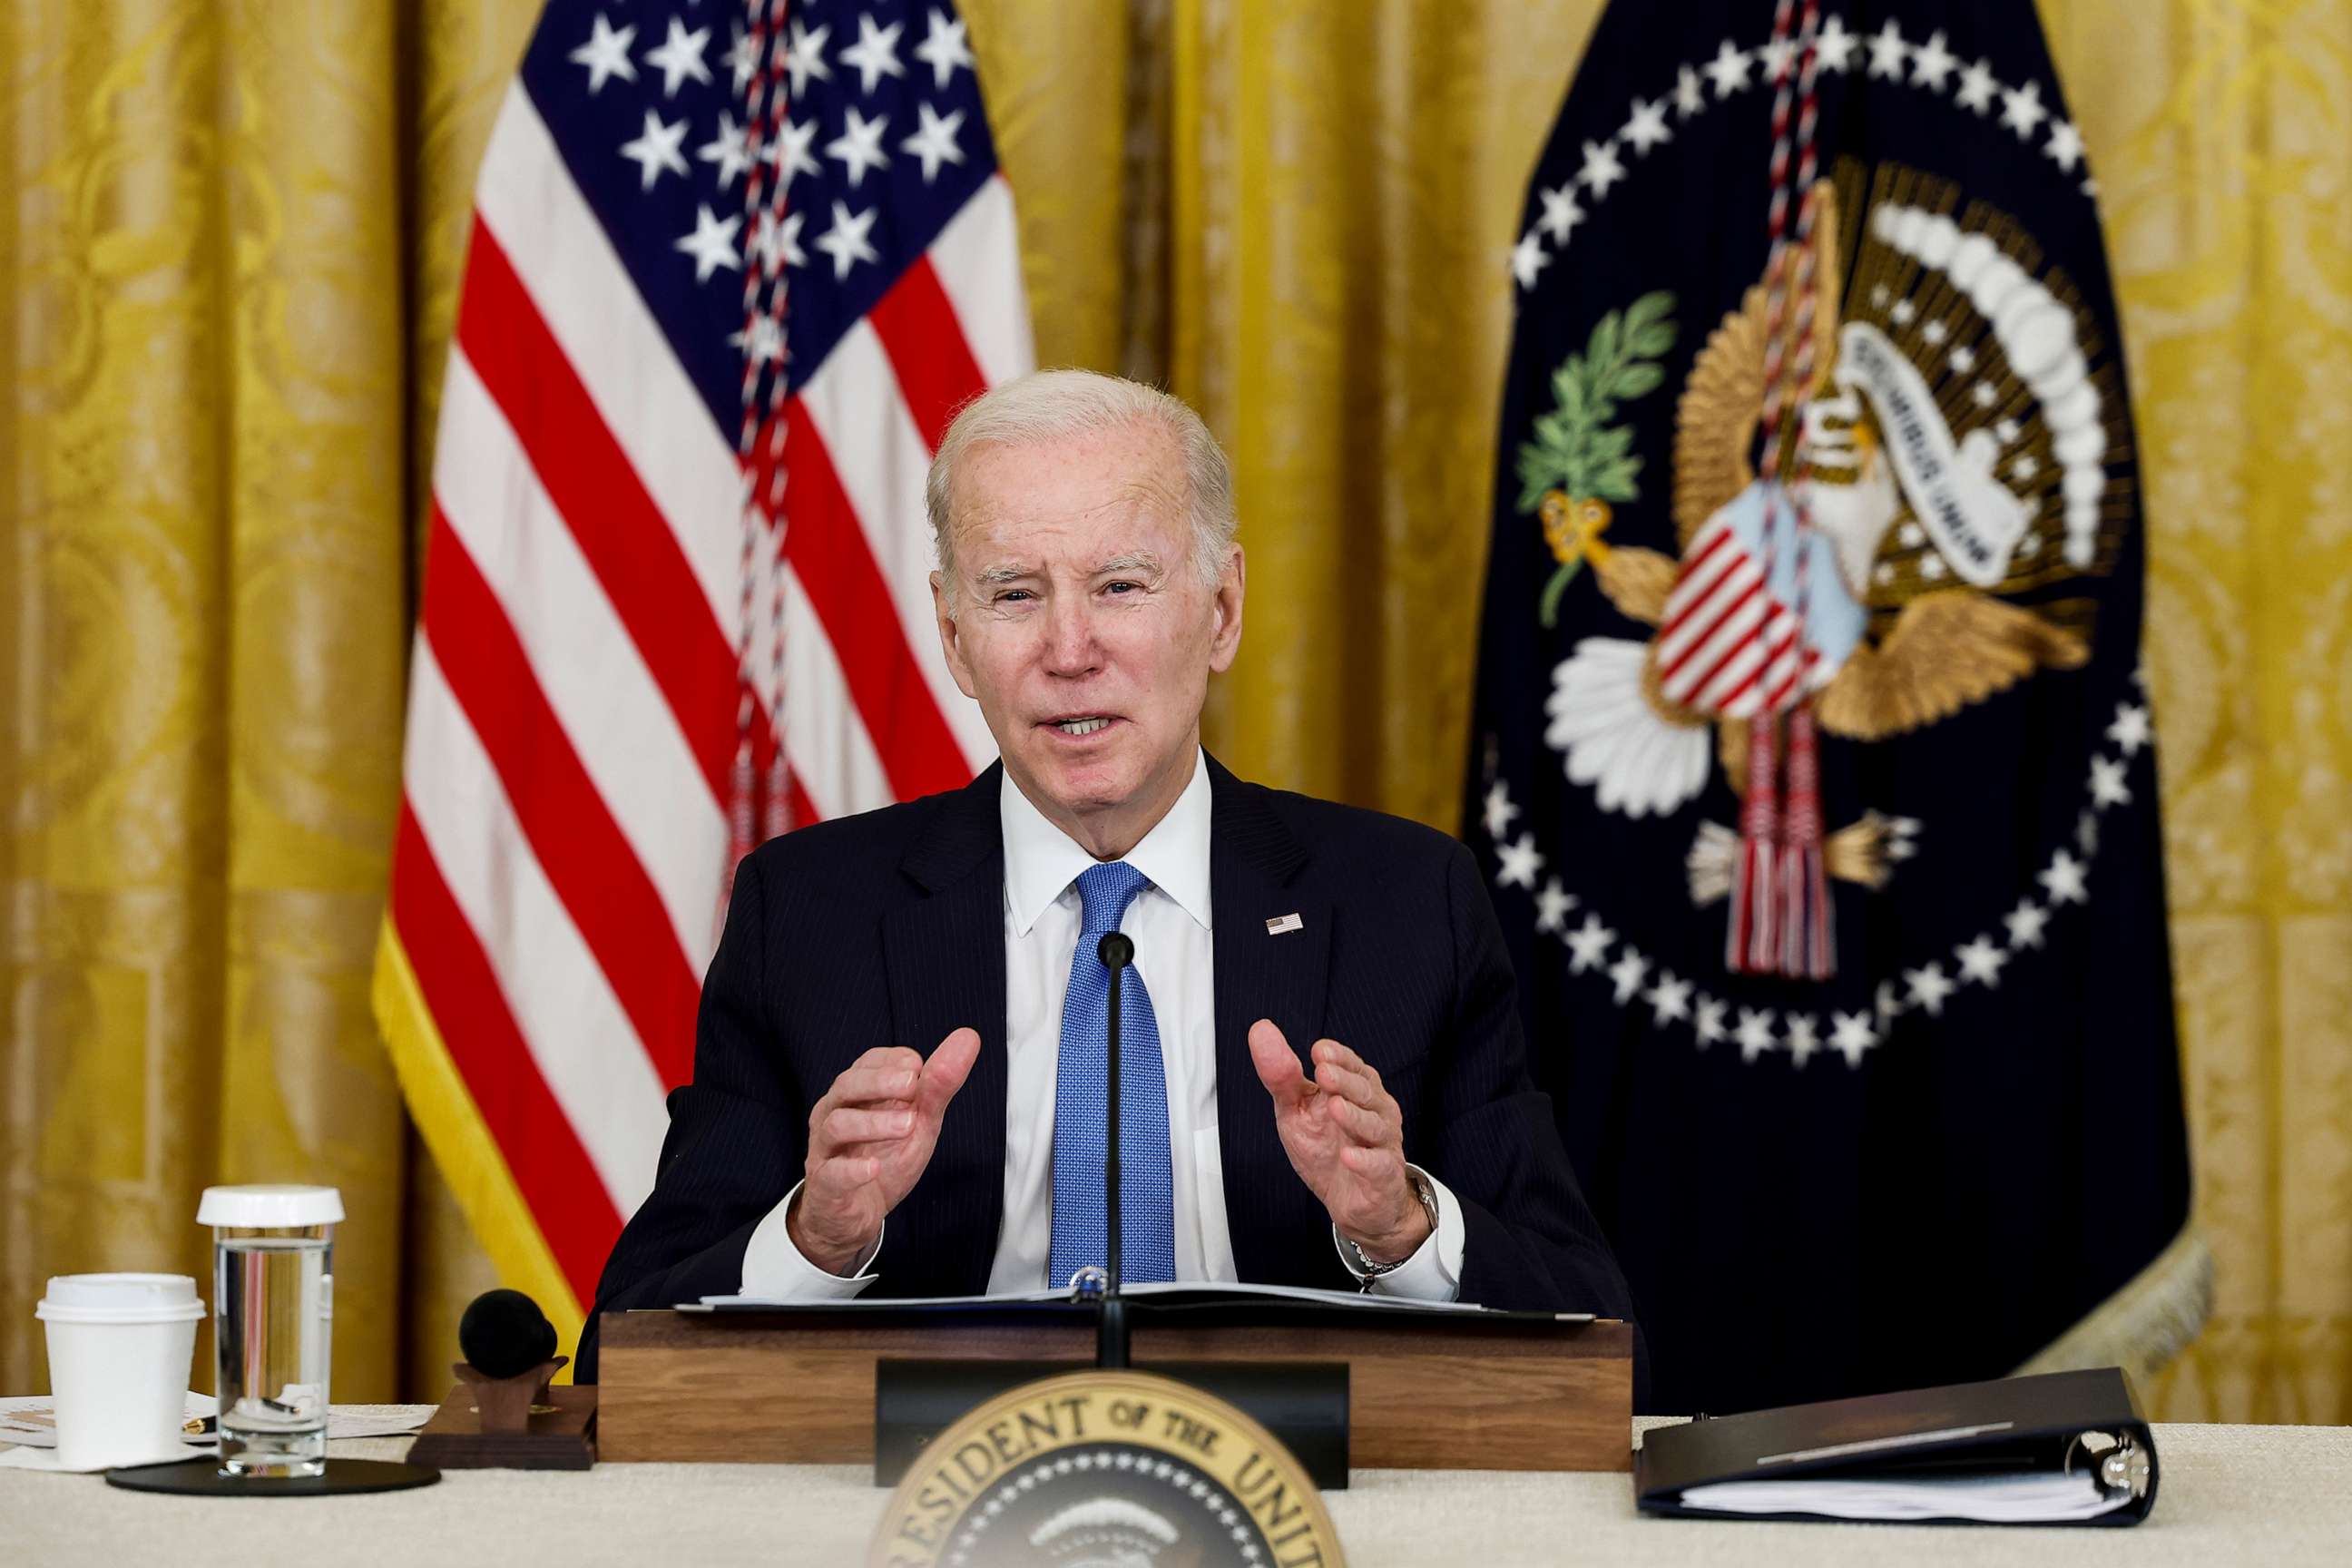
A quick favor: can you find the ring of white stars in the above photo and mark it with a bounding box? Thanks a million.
[1512,10,2099,292]
[944,1451,1263,1566]
[1480,680,2157,1071]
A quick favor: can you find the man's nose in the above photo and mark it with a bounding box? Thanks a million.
[1040,597,1101,676]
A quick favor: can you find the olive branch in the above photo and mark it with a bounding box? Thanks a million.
[1515,290,1677,626]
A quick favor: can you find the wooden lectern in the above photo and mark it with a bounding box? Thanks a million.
[596,1299,1632,1472]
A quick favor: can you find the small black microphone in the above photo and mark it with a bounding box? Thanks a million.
[1094,930,1134,1370]
[458,1288,558,1378]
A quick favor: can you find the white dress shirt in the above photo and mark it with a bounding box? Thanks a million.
[740,750,1466,1299]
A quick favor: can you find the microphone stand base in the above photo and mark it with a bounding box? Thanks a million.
[407,1366,598,1472]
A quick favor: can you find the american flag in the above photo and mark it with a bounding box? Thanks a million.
[376,0,1029,1343]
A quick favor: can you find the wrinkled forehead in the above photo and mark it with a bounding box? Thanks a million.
[947,421,1190,566]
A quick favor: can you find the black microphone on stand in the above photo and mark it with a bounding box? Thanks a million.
[457,1289,558,1378]
[1095,929,1135,1369]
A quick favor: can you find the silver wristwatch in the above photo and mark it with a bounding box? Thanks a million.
[1340,1168,1439,1285]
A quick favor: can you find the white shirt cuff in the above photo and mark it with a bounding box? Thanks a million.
[739,1180,883,1299]
[1331,1165,1465,1302]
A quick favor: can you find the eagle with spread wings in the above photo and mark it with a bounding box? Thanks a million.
[1544,174,2092,877]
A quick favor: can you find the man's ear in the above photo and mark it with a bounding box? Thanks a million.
[1207,544,1245,674]
[933,572,979,699]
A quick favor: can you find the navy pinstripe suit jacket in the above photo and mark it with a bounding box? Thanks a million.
[578,757,1639,1382]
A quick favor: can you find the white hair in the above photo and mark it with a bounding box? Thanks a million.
[924,368,1238,605]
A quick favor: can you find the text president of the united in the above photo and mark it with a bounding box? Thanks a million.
[579,370,1636,1377]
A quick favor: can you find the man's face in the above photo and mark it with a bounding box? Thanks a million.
[933,420,1243,841]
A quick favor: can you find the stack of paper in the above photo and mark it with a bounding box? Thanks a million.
[1678,1470,2133,1524]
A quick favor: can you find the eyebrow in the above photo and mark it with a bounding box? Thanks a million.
[971,551,1165,586]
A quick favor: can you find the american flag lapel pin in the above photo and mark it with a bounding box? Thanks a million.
[1265,913,1304,936]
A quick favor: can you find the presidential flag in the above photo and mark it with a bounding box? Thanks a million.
[376,0,1029,1358]
[1466,1,2203,1414]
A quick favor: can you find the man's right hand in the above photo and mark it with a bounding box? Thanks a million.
[787,1027,982,1276]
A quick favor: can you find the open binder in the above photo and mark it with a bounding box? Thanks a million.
[1636,1367,2159,1525]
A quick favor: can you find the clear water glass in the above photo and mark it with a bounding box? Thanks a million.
[200,1186,340,1480]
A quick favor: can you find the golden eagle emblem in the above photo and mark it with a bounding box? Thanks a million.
[1540,163,2128,885]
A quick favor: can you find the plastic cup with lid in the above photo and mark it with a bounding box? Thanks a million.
[36,1273,207,1470]
[197,1184,343,1478]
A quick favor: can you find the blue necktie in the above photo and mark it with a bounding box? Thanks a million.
[1048,861,1177,1288]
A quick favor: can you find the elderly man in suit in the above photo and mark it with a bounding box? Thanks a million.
[580,370,1635,1378]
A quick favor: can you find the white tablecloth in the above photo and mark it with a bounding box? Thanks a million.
[6,1407,2349,1565]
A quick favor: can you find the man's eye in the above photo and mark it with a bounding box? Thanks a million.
[995,589,1034,603]
[1103,581,1141,595]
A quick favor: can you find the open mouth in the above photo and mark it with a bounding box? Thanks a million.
[1046,716,1114,736]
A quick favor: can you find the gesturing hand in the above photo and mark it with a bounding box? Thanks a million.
[788,1027,982,1276]
[1247,1019,1429,1264]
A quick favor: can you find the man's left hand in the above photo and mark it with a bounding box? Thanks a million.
[1247,1019,1429,1264]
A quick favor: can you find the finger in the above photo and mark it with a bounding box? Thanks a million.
[916,1026,984,1115]
[1248,1020,1309,1110]
[808,1088,913,1145]
[826,1060,923,1108]
[806,1152,881,1194]
[819,1087,916,1122]
[813,1140,906,1167]
[853,1045,926,1076]
[1310,1039,1380,1092]
[1318,1093,1394,1147]
[1311,1058,1387,1112]
[819,1105,916,1147]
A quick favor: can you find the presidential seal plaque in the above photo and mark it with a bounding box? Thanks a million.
[869,1370,1346,1568]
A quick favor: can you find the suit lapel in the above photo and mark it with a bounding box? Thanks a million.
[1207,757,1335,1284]
[879,765,1008,1293]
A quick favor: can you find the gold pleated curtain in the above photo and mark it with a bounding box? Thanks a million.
[3,0,2346,1420]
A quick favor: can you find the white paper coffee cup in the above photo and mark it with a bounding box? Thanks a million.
[36,1273,206,1471]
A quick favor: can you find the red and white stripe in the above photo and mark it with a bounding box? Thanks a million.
[390,85,1031,1305]
[1654,519,1808,719]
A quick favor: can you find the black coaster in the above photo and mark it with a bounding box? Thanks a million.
[105,1457,441,1497]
